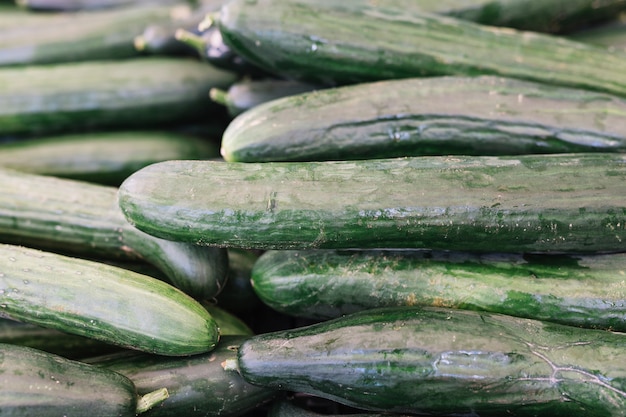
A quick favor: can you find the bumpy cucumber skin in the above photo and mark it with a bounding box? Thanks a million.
[0,168,228,301]
[221,75,626,162]
[0,243,219,356]
[91,336,278,417]
[217,0,626,94]
[0,58,237,136]
[237,306,626,416]
[251,249,626,330]
[118,154,626,253]
[0,343,137,417]
[0,130,220,186]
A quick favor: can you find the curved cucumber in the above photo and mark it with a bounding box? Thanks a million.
[90,335,278,417]
[0,57,237,136]
[118,154,626,253]
[0,243,220,356]
[0,130,219,186]
[251,249,626,330]
[0,168,228,301]
[221,75,626,162]
[217,0,626,93]
[234,306,626,415]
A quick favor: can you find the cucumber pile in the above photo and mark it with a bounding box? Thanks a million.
[2,0,626,415]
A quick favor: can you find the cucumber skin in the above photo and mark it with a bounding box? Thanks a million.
[0,343,137,417]
[251,249,626,330]
[0,168,228,301]
[0,243,220,356]
[217,0,626,94]
[221,75,626,162]
[91,335,278,417]
[0,58,237,136]
[0,130,220,186]
[118,154,626,253]
[236,306,626,416]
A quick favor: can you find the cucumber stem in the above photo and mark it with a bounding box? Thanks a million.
[175,29,206,54]
[221,358,240,373]
[209,87,229,106]
[136,387,169,414]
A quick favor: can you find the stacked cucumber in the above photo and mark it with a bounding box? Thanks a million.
[2,0,626,415]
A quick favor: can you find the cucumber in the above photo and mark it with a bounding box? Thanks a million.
[88,335,279,417]
[0,168,228,301]
[0,343,168,416]
[251,249,626,331]
[0,243,220,356]
[220,75,626,162]
[0,130,219,186]
[216,249,263,314]
[203,303,254,336]
[231,306,626,415]
[0,4,182,66]
[269,399,412,417]
[216,0,626,92]
[0,318,121,359]
[15,0,181,11]
[210,78,322,118]
[570,16,626,54]
[0,57,237,136]
[118,153,626,253]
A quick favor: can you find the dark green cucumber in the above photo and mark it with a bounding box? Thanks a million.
[88,335,278,417]
[0,57,237,136]
[231,306,626,415]
[118,154,626,253]
[0,130,219,186]
[0,318,122,359]
[0,4,181,66]
[221,75,626,162]
[211,78,321,118]
[216,0,626,92]
[0,243,220,356]
[269,399,412,417]
[251,249,626,331]
[216,249,263,314]
[0,343,168,416]
[0,168,228,301]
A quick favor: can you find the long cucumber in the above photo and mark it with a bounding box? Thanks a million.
[230,306,626,415]
[0,243,220,356]
[216,0,626,93]
[0,343,168,416]
[0,168,228,301]
[220,75,626,162]
[118,153,626,253]
[251,249,626,331]
[0,57,237,136]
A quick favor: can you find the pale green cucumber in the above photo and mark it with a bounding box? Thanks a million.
[0,243,220,356]
[118,154,626,253]
[220,75,626,162]
[0,168,228,301]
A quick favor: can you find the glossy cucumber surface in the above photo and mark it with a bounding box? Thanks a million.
[118,154,626,253]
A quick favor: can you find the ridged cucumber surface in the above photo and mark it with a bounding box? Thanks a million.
[221,75,626,162]
[90,335,278,417]
[0,168,228,301]
[0,57,237,136]
[118,154,626,253]
[216,0,626,93]
[251,249,626,331]
[0,243,220,356]
[234,306,626,415]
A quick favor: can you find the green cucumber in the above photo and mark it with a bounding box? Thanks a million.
[216,0,626,92]
[0,4,181,66]
[15,0,180,10]
[231,306,626,415]
[0,318,121,359]
[118,154,626,253]
[0,168,228,301]
[0,243,220,356]
[89,335,278,417]
[0,343,168,416]
[251,249,626,331]
[220,75,626,162]
[0,130,219,186]
[216,249,263,314]
[210,78,322,118]
[269,399,411,417]
[0,57,237,136]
